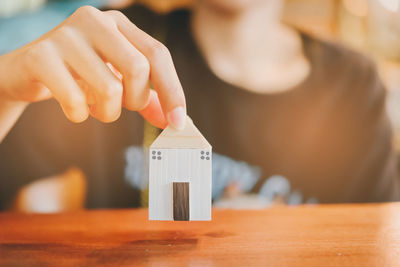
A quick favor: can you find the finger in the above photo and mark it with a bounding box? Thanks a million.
[105,10,186,130]
[55,27,123,122]
[139,90,167,129]
[25,41,88,122]
[88,26,150,112]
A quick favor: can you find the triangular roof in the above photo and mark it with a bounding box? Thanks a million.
[150,117,211,149]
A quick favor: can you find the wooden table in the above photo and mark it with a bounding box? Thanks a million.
[1,204,400,266]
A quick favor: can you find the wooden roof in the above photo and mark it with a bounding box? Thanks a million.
[150,116,211,149]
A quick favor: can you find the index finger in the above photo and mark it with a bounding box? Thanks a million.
[105,10,186,130]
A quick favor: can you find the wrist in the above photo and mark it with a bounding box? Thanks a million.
[0,94,28,109]
[0,95,28,142]
[0,51,29,108]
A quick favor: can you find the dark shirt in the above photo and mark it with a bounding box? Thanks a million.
[0,6,399,209]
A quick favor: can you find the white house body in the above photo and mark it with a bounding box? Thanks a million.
[149,117,212,221]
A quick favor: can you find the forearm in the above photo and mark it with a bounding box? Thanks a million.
[0,97,27,142]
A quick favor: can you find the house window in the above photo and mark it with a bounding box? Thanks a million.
[151,150,162,160]
[200,151,211,160]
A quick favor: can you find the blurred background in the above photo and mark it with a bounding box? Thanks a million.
[1,0,399,212]
[1,0,399,142]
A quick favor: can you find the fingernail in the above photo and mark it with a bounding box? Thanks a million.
[167,106,186,130]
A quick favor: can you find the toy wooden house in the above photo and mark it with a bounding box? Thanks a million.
[149,117,212,221]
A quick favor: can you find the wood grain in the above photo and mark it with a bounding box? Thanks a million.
[151,116,211,149]
[1,204,400,266]
[173,182,189,221]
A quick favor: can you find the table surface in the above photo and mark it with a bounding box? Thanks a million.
[1,204,400,267]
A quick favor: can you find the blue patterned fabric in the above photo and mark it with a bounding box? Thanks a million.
[124,145,317,206]
[125,146,261,200]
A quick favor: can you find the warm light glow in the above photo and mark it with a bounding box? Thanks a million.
[378,0,400,12]
[343,0,369,17]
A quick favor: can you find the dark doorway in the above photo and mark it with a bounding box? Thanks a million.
[173,182,190,221]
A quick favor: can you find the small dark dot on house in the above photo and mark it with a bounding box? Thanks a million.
[152,156,156,159]
[206,157,210,160]
[201,151,204,155]
[157,151,161,155]
[201,156,205,160]
[157,156,161,160]
[152,151,156,155]
[206,152,210,155]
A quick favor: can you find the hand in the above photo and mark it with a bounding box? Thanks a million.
[0,6,186,129]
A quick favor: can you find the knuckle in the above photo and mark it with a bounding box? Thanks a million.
[126,56,150,79]
[148,40,170,61]
[105,10,131,28]
[64,92,86,110]
[54,25,78,42]
[106,10,125,20]
[23,41,53,71]
[101,81,123,100]
[69,111,89,123]
[57,26,76,38]
[97,108,121,123]
[73,6,115,30]
[75,5,99,18]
